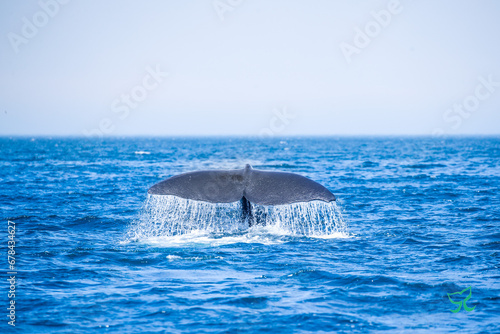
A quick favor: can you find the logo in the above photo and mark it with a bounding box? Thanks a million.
[447,286,476,313]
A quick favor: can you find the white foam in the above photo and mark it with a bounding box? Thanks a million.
[138,229,286,247]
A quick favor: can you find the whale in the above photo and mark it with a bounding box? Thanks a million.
[148,164,335,226]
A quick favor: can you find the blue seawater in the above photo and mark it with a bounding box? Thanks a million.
[1,137,499,333]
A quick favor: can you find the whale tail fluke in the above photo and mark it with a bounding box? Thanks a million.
[148,164,335,225]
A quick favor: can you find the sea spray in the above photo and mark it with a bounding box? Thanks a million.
[126,195,244,240]
[126,194,348,241]
[253,201,347,237]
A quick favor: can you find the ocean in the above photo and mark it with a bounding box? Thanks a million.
[1,137,499,333]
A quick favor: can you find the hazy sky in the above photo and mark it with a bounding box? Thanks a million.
[1,0,499,136]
